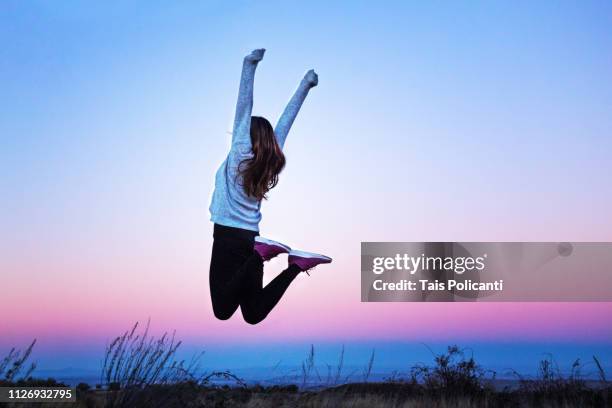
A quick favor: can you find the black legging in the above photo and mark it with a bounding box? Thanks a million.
[209,223,300,325]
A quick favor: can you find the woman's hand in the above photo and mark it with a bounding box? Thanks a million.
[303,69,318,88]
[245,48,266,63]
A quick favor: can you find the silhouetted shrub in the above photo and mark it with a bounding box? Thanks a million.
[0,340,36,382]
[410,345,495,397]
[77,382,91,391]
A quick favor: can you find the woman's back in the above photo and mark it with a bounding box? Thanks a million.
[210,144,262,232]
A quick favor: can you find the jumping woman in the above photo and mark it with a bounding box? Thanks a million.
[209,49,332,325]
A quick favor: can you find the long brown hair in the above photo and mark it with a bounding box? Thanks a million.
[238,116,286,200]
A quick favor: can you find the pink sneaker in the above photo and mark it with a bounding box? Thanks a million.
[288,250,332,272]
[254,236,291,261]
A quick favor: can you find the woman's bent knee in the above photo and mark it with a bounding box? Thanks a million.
[213,310,233,321]
[241,310,266,325]
[212,304,237,321]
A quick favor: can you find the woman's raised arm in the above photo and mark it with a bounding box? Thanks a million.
[232,49,265,145]
[274,69,318,149]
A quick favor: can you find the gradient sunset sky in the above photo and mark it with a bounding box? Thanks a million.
[1,1,612,374]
